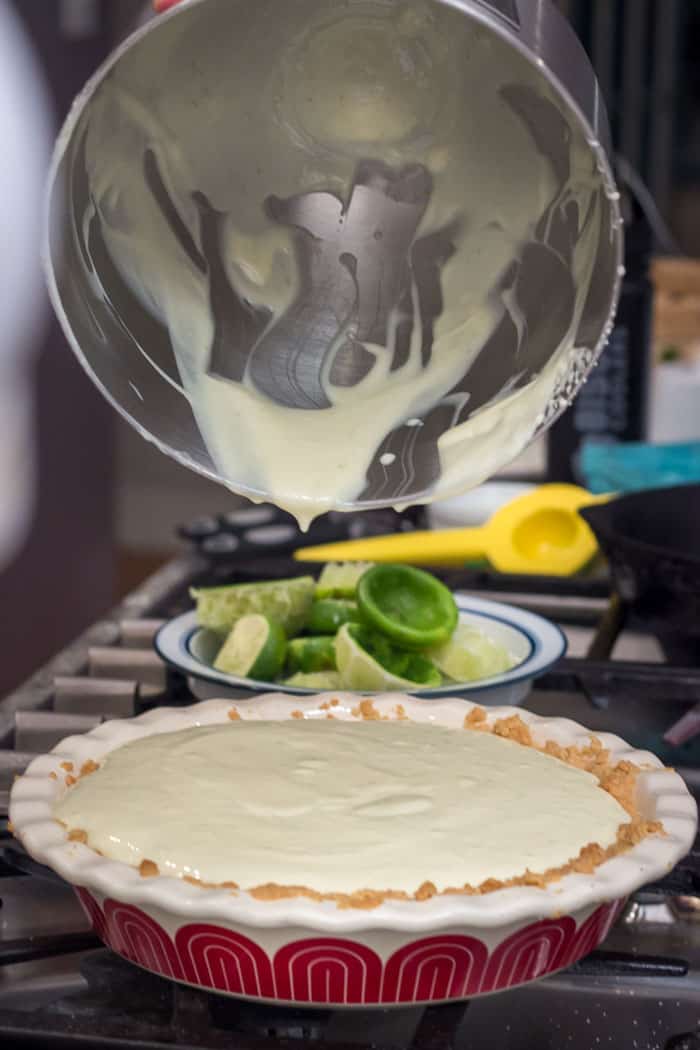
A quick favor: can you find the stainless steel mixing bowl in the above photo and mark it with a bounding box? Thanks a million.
[45,0,623,512]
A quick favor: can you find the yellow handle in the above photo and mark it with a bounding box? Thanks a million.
[295,526,489,566]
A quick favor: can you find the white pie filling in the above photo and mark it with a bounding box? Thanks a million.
[54,719,628,894]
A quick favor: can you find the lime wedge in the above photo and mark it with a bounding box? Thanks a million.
[214,614,286,680]
[284,671,344,690]
[335,623,441,691]
[357,564,457,649]
[429,623,516,682]
[191,577,314,636]
[286,636,337,674]
[307,599,358,635]
[315,562,374,599]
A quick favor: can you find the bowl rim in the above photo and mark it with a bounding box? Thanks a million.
[10,693,696,935]
[153,593,567,697]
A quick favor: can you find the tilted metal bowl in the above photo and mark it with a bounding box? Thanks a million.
[46,0,623,514]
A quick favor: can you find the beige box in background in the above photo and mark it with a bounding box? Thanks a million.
[650,257,700,444]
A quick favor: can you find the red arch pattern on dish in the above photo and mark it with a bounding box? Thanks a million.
[74,891,622,1003]
[175,923,276,998]
[103,899,184,980]
[381,934,488,1001]
[274,937,384,1004]
[480,917,576,992]
[75,886,108,940]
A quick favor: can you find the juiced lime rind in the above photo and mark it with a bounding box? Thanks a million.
[429,623,515,681]
[357,564,458,649]
[286,635,338,674]
[214,614,286,680]
[192,576,315,636]
[334,623,441,691]
[283,671,344,690]
[198,567,515,692]
[315,562,374,599]
[307,599,358,634]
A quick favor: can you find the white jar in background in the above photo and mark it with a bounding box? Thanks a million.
[649,360,700,445]
[427,481,535,530]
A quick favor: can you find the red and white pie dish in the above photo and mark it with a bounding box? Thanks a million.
[9,694,697,1007]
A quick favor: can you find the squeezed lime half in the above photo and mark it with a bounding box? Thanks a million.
[214,613,286,680]
[192,576,315,636]
[357,564,458,649]
[335,623,441,691]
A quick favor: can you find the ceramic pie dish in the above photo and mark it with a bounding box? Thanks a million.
[9,694,696,1007]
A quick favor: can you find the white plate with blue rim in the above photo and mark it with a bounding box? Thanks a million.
[155,593,567,706]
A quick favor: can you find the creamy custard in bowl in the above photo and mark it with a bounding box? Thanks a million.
[53,711,656,905]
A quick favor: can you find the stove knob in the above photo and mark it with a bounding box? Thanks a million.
[202,533,240,555]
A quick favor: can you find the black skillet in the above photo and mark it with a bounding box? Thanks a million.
[579,483,700,663]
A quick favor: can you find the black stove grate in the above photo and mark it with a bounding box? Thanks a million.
[0,942,697,1050]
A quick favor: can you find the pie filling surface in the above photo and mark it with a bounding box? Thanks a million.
[52,713,648,900]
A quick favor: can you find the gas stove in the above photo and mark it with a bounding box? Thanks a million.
[1,536,699,1049]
